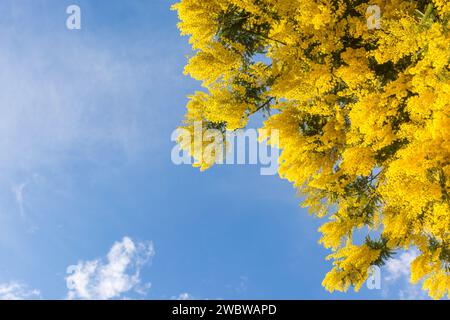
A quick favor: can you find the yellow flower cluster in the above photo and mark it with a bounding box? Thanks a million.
[174,0,450,298]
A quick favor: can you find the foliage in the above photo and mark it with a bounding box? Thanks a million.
[173,0,450,299]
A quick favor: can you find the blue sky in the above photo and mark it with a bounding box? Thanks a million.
[0,0,425,300]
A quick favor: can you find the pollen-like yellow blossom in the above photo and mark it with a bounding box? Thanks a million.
[174,0,450,299]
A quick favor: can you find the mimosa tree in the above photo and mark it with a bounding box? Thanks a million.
[173,0,450,299]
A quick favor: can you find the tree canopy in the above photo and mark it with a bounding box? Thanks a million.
[173,0,450,299]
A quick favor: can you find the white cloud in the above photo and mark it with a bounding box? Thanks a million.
[0,282,40,300]
[385,250,417,282]
[383,250,428,300]
[66,237,155,300]
[173,293,194,300]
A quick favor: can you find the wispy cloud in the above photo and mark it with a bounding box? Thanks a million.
[9,175,43,233]
[398,284,429,300]
[66,237,155,300]
[0,282,40,300]
[0,4,174,179]
[383,250,428,300]
[11,182,27,218]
